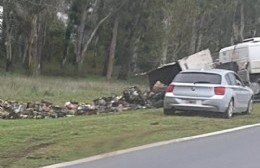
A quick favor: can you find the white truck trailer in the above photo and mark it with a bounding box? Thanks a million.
[178,49,213,70]
[219,37,260,96]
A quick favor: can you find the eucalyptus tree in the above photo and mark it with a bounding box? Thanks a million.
[63,0,118,72]
[234,0,260,42]
[115,0,166,79]
[86,0,124,79]
[2,0,62,75]
[2,0,17,72]
[1,0,260,78]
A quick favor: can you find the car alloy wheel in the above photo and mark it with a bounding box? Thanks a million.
[245,98,253,114]
[225,100,234,119]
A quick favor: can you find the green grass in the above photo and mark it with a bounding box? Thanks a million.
[0,75,260,168]
[0,74,148,105]
[1,107,260,168]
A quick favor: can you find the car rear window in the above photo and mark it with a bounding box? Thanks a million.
[173,72,221,84]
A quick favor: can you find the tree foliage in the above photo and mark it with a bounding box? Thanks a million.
[1,0,260,79]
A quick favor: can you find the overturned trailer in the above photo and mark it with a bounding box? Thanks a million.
[146,49,214,89]
[147,62,181,90]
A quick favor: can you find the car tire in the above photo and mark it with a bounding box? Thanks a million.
[163,108,175,115]
[224,100,234,119]
[244,98,253,114]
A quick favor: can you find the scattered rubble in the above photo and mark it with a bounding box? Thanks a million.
[0,85,165,119]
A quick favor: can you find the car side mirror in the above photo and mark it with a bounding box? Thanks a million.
[244,81,250,87]
[236,81,242,86]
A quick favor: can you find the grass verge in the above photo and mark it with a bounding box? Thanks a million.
[0,75,260,168]
[0,75,147,105]
[1,105,260,168]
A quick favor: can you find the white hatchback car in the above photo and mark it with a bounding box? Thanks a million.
[163,69,254,118]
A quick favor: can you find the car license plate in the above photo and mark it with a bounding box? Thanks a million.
[185,100,201,105]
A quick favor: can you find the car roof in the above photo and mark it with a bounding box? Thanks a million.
[180,69,234,75]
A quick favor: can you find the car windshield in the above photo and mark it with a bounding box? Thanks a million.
[173,72,221,84]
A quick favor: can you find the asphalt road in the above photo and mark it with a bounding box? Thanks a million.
[64,126,260,168]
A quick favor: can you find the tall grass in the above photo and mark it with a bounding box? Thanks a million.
[0,74,148,105]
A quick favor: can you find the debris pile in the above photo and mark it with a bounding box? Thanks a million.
[0,85,165,119]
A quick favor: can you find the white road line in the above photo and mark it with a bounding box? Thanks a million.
[42,123,260,168]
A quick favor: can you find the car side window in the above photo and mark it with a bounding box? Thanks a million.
[228,72,244,86]
[225,74,232,85]
[234,74,244,86]
[227,73,236,85]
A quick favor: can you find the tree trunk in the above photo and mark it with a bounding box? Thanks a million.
[161,37,168,65]
[232,23,240,44]
[75,5,88,71]
[37,14,46,75]
[232,1,244,44]
[5,22,13,72]
[28,14,43,76]
[190,17,197,54]
[61,24,72,68]
[3,1,14,72]
[239,2,244,41]
[22,37,29,65]
[75,6,112,72]
[80,12,112,65]
[196,12,206,52]
[106,15,119,80]
[131,36,140,73]
[160,15,171,65]
[5,34,12,72]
